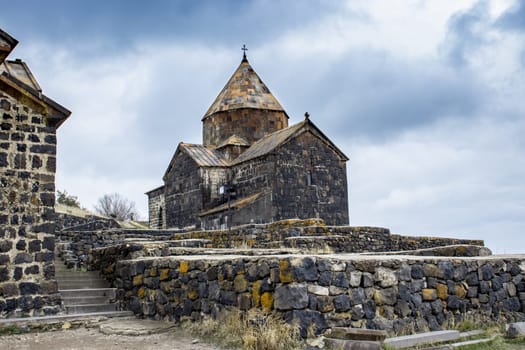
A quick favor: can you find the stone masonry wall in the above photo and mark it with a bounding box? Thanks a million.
[0,92,61,317]
[104,255,525,337]
[54,219,484,260]
[164,151,203,229]
[273,132,349,226]
[55,211,120,232]
[203,109,288,147]
[147,186,165,229]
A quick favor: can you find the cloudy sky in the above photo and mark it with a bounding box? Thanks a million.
[1,0,523,253]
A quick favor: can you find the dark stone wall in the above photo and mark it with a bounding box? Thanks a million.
[232,154,275,200]
[103,255,525,337]
[0,92,62,318]
[164,152,203,229]
[147,186,165,229]
[273,132,349,225]
[203,108,288,147]
[55,212,120,232]
[200,167,229,211]
[200,192,273,230]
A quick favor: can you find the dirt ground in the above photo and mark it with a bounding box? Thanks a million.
[0,326,224,350]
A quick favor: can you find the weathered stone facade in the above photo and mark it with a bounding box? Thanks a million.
[203,108,288,148]
[148,55,349,229]
[0,28,70,317]
[145,186,165,230]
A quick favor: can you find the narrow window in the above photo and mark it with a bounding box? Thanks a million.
[307,171,312,186]
[158,206,163,228]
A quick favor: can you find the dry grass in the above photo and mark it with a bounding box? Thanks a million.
[184,309,303,350]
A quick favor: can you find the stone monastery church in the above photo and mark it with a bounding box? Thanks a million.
[147,52,349,230]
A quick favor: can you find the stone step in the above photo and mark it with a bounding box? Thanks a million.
[62,296,112,306]
[0,311,134,325]
[329,327,388,341]
[169,239,212,248]
[419,335,497,350]
[65,303,118,314]
[384,330,460,349]
[55,275,107,282]
[59,288,116,299]
[58,282,110,289]
[324,338,382,350]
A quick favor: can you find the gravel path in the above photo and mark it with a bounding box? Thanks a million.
[0,324,224,350]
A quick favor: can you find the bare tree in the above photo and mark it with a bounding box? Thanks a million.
[94,193,138,221]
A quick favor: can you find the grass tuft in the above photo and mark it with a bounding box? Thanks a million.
[184,309,303,350]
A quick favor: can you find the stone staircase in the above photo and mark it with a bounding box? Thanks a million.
[54,252,132,318]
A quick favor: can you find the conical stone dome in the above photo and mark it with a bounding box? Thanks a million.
[202,56,288,147]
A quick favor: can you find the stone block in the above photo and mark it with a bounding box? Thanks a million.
[422,289,437,301]
[279,259,293,283]
[285,309,327,338]
[375,267,397,287]
[261,292,273,310]
[19,282,40,295]
[374,287,397,306]
[330,327,388,341]
[352,304,365,320]
[324,338,381,350]
[292,256,318,282]
[132,274,143,286]
[0,239,13,252]
[237,292,252,310]
[308,284,329,296]
[274,283,308,310]
[436,283,448,300]
[507,322,525,338]
[350,271,362,287]
[384,330,460,349]
[14,253,32,264]
[234,274,248,292]
[334,294,351,312]
[317,295,334,312]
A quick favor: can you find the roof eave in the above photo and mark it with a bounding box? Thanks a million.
[0,73,71,127]
[0,29,18,64]
[201,106,289,122]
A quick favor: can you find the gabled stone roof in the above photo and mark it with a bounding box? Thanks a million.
[216,134,250,149]
[232,118,349,165]
[163,143,229,181]
[1,59,41,92]
[202,57,287,120]
[0,28,18,64]
[0,28,70,127]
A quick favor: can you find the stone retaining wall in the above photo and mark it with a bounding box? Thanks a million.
[55,212,119,232]
[103,254,525,337]
[55,219,484,259]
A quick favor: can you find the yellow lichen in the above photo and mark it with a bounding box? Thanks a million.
[132,274,143,286]
[279,260,293,283]
[252,280,261,306]
[261,292,274,311]
[159,268,170,281]
[180,261,189,273]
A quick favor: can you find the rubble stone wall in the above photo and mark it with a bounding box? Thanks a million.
[55,219,484,261]
[0,93,61,318]
[105,255,525,337]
